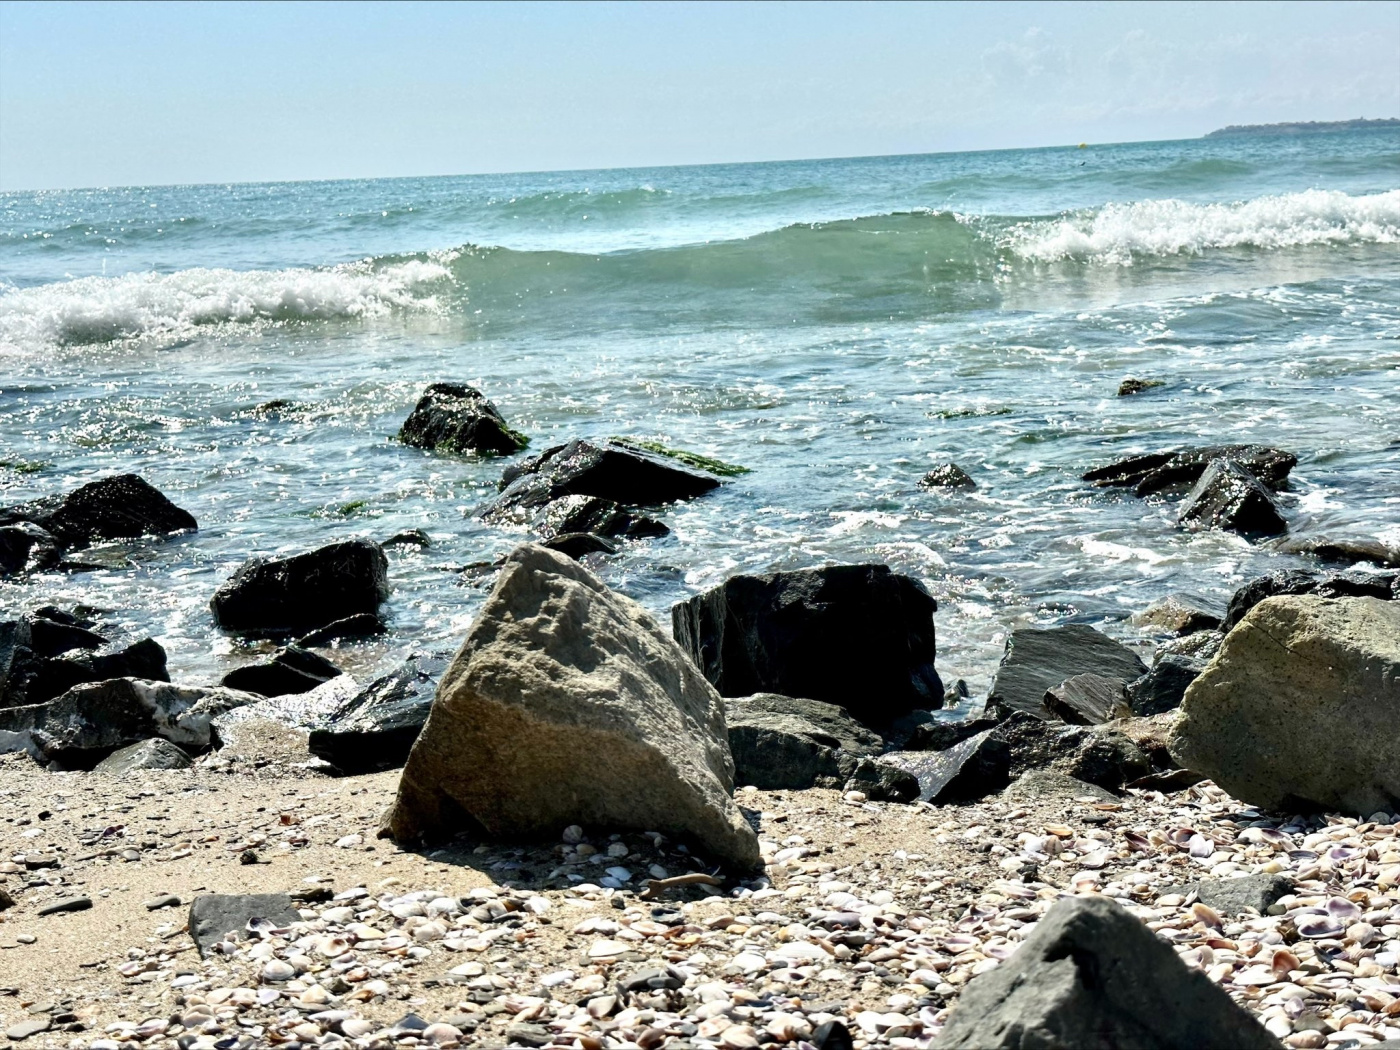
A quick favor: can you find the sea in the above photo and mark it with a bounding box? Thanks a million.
[1,131,1397,696]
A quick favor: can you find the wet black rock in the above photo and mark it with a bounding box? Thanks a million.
[210,539,391,636]
[308,652,449,774]
[987,624,1146,720]
[220,645,342,698]
[880,730,1011,804]
[383,529,431,549]
[1221,567,1399,631]
[529,494,669,539]
[1043,673,1130,725]
[0,474,197,549]
[27,615,106,658]
[4,636,169,709]
[724,693,883,790]
[845,757,920,802]
[1177,459,1287,537]
[1279,536,1400,569]
[0,523,61,576]
[918,463,976,490]
[94,737,193,774]
[541,532,619,560]
[904,716,1001,752]
[188,893,301,958]
[671,563,943,729]
[294,613,386,648]
[398,383,528,456]
[934,895,1279,1049]
[1127,654,1207,716]
[982,712,1150,795]
[1083,444,1296,495]
[1117,377,1165,396]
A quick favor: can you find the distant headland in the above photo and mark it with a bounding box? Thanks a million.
[1205,118,1400,138]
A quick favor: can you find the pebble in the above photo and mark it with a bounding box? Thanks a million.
[4,1018,49,1041]
[143,893,181,911]
[36,896,91,916]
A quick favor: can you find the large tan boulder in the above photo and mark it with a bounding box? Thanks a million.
[1169,596,1400,814]
[381,543,761,869]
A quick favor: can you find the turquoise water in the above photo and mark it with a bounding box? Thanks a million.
[1,132,1397,693]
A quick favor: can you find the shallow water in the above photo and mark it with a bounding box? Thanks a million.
[2,132,1398,694]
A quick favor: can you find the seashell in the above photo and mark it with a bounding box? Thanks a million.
[1188,834,1216,858]
[1344,921,1376,946]
[1191,902,1223,929]
[1270,948,1300,978]
[1325,896,1362,922]
[340,1018,375,1038]
[1295,913,1344,939]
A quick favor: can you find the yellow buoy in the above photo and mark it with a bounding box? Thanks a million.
[1078,142,1087,149]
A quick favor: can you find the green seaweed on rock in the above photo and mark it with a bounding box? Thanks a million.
[610,437,750,477]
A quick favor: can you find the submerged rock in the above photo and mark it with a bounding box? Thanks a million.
[844,757,920,802]
[381,544,760,870]
[934,896,1278,1049]
[986,624,1146,720]
[1280,536,1400,569]
[1170,595,1400,815]
[1177,459,1287,536]
[528,494,669,540]
[541,532,619,560]
[398,383,528,456]
[308,652,449,774]
[94,737,193,774]
[220,645,343,698]
[724,693,882,791]
[0,473,196,549]
[210,539,391,636]
[671,563,943,729]
[918,463,976,490]
[1083,444,1295,495]
[0,523,61,576]
[1117,377,1165,396]
[294,612,386,648]
[1130,594,1222,635]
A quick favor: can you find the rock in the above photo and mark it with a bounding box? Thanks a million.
[0,888,12,911]
[542,532,619,559]
[36,897,91,916]
[1179,874,1295,916]
[1082,444,1296,495]
[0,474,196,549]
[845,758,920,802]
[383,528,431,549]
[992,712,1150,793]
[294,613,386,648]
[1002,769,1118,802]
[0,678,258,768]
[1169,595,1400,815]
[381,543,761,870]
[188,893,301,958]
[525,494,669,539]
[503,1023,552,1048]
[881,731,1011,804]
[0,523,60,576]
[904,716,1001,751]
[1043,673,1130,725]
[1117,377,1165,396]
[94,737,192,773]
[1130,594,1222,635]
[987,624,1146,720]
[723,693,882,790]
[5,1017,50,1040]
[144,894,181,911]
[1222,568,1397,631]
[308,652,449,774]
[1156,628,1224,663]
[210,539,391,636]
[933,895,1279,1049]
[671,564,943,729]
[1280,536,1400,569]
[918,463,976,490]
[26,613,105,658]
[812,1021,854,1050]
[398,383,528,456]
[220,645,343,697]
[1127,655,1205,716]
[1177,459,1287,536]
[3,635,170,709]
[0,619,32,705]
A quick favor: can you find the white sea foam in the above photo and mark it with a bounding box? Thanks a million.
[0,256,451,353]
[1010,189,1400,264]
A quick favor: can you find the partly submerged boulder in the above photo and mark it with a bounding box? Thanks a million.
[933,895,1278,1049]
[918,463,976,490]
[398,383,528,456]
[671,564,943,729]
[1177,459,1287,537]
[381,544,760,869]
[219,645,343,698]
[1083,444,1296,496]
[308,652,449,774]
[1130,594,1222,636]
[1170,595,1400,815]
[987,624,1146,720]
[0,474,197,549]
[724,693,882,791]
[1280,536,1400,569]
[210,539,391,636]
[0,523,61,576]
[528,494,669,540]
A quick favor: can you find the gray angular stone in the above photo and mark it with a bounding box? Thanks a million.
[1127,655,1206,716]
[0,473,197,549]
[1044,673,1130,725]
[94,737,192,774]
[881,731,1011,804]
[1002,769,1118,802]
[1177,459,1287,537]
[845,757,920,802]
[220,644,342,697]
[188,893,301,958]
[993,712,1151,793]
[724,693,882,790]
[987,625,1146,720]
[382,543,760,869]
[1170,595,1400,815]
[210,539,390,636]
[934,895,1279,1049]
[1180,874,1295,916]
[308,652,449,774]
[1130,595,1222,635]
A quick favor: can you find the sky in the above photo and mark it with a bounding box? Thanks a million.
[1,0,1398,190]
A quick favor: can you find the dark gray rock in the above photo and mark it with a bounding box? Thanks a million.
[1179,874,1295,916]
[294,613,386,648]
[1117,377,1165,396]
[918,463,976,490]
[1081,452,1176,488]
[5,636,170,709]
[881,731,1011,804]
[37,897,91,916]
[0,523,61,576]
[1222,567,1398,631]
[0,619,32,707]
[94,737,192,774]
[1044,673,1130,725]
[1003,769,1118,802]
[993,713,1151,793]
[220,644,342,697]
[27,614,106,658]
[1280,537,1400,569]
[0,474,196,549]
[671,563,943,729]
[987,624,1146,720]
[1082,444,1296,495]
[933,895,1279,1049]
[397,383,528,456]
[1177,459,1287,537]
[188,893,301,958]
[846,757,920,802]
[383,528,431,549]
[527,494,668,540]
[1130,594,1222,635]
[1127,655,1206,716]
[904,716,1001,751]
[724,693,882,791]
[307,652,449,774]
[210,539,391,636]
[541,532,619,560]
